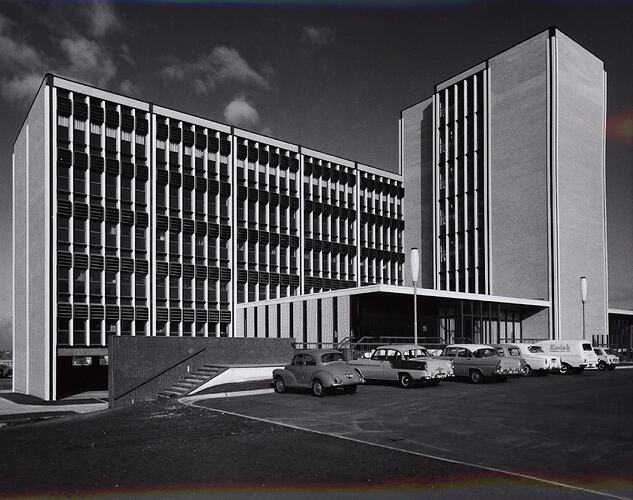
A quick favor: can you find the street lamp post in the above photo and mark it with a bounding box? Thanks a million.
[411,248,420,345]
[580,276,587,340]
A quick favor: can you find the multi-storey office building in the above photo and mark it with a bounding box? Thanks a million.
[12,74,404,400]
[401,28,613,342]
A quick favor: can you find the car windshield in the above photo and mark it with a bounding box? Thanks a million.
[594,348,602,355]
[321,352,345,364]
[474,348,498,358]
[528,346,544,354]
[403,349,428,359]
[604,349,613,355]
[582,343,593,351]
[508,348,521,356]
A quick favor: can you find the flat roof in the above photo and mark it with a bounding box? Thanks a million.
[235,284,550,310]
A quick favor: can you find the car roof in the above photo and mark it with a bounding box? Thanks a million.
[445,344,495,350]
[294,349,342,355]
[490,343,519,348]
[375,344,426,351]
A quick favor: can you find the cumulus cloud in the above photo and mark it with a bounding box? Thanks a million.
[301,26,335,47]
[119,79,139,96]
[160,46,271,94]
[0,3,125,106]
[0,14,47,103]
[223,96,261,128]
[59,37,117,87]
[86,0,121,38]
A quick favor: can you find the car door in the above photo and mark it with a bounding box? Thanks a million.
[287,354,304,387]
[456,348,471,376]
[363,349,388,379]
[385,349,402,381]
[302,354,318,386]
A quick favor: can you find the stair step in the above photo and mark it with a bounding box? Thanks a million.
[197,367,221,374]
[174,382,198,389]
[161,389,183,397]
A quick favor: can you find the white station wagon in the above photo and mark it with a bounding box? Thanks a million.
[515,344,562,376]
[349,344,454,388]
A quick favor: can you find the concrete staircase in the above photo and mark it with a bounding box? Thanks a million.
[156,365,227,399]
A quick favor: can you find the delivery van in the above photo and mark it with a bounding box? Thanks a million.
[536,340,598,374]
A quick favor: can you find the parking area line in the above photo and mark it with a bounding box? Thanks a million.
[184,399,630,500]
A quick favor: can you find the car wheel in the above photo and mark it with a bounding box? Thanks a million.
[273,376,286,394]
[559,363,572,375]
[598,361,607,371]
[343,385,357,394]
[426,379,441,387]
[523,365,532,377]
[398,373,413,388]
[469,369,483,384]
[311,379,324,397]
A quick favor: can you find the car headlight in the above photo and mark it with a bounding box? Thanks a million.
[333,376,342,384]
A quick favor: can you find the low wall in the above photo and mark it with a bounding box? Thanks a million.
[109,337,295,408]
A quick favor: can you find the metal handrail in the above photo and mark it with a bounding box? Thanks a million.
[113,347,206,401]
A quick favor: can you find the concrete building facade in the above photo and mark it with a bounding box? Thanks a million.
[12,75,403,399]
[402,28,610,342]
[13,28,628,400]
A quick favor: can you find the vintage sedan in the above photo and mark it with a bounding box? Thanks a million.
[515,344,561,375]
[593,347,619,371]
[349,344,454,388]
[273,349,364,397]
[491,344,528,376]
[439,344,523,383]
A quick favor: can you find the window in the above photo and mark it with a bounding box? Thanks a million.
[136,274,146,298]
[58,166,70,192]
[304,355,317,366]
[74,169,86,194]
[106,174,117,199]
[105,272,117,298]
[135,227,146,251]
[136,183,146,204]
[90,170,101,197]
[73,269,86,296]
[73,219,86,246]
[121,224,132,249]
[58,216,69,242]
[121,272,132,297]
[106,223,117,247]
[90,270,101,296]
[121,177,132,203]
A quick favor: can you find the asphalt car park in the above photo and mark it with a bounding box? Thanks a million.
[192,368,633,499]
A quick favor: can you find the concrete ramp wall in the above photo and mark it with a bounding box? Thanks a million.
[109,337,295,407]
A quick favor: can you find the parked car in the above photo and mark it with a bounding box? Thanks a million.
[348,344,454,388]
[490,344,528,375]
[438,344,523,383]
[273,349,364,397]
[514,344,561,375]
[593,347,619,371]
[0,364,12,378]
[537,340,598,374]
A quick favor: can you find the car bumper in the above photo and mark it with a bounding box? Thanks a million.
[421,372,454,380]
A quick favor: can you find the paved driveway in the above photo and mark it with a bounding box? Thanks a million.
[193,369,633,499]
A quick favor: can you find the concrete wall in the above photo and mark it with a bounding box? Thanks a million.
[401,98,434,288]
[554,31,608,340]
[13,80,51,400]
[488,31,550,301]
[109,337,295,407]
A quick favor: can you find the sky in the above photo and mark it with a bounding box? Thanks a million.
[0,0,631,350]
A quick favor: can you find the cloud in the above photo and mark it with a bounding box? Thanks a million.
[0,15,45,72]
[59,37,117,87]
[1,73,45,103]
[119,79,139,96]
[86,0,121,38]
[301,26,335,47]
[223,96,261,128]
[160,46,271,94]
